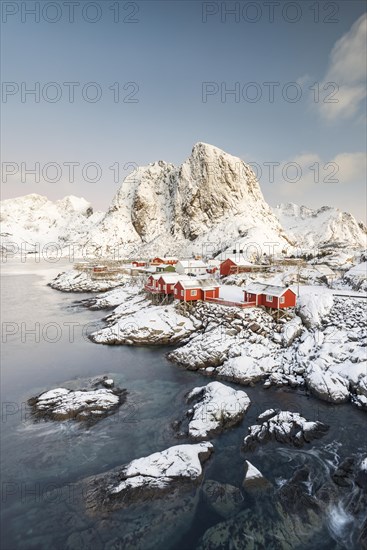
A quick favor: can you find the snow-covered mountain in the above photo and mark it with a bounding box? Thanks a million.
[0,194,103,253]
[1,144,366,260]
[80,142,292,258]
[273,203,367,252]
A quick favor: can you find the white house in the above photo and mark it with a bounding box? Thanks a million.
[175,259,209,276]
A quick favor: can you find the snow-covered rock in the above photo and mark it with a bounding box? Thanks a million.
[28,382,127,423]
[305,364,351,403]
[181,381,251,439]
[83,442,213,514]
[50,269,127,293]
[243,461,271,491]
[91,298,196,345]
[243,410,329,450]
[297,290,334,328]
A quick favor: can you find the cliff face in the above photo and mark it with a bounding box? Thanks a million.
[85,142,292,257]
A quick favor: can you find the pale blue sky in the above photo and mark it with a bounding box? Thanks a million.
[1,1,366,220]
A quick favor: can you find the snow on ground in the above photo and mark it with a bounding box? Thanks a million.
[185,381,251,438]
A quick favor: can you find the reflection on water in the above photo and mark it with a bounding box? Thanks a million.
[1,261,366,549]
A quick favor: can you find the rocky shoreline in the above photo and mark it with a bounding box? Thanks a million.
[50,270,367,410]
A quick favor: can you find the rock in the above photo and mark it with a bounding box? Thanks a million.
[305,364,350,403]
[83,442,213,515]
[332,457,356,488]
[201,480,244,518]
[182,381,251,439]
[243,461,272,491]
[358,516,367,549]
[28,383,127,424]
[297,292,334,328]
[243,410,329,451]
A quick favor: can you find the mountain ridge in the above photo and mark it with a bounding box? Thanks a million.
[1,143,366,259]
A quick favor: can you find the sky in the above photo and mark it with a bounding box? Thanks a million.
[1,0,366,221]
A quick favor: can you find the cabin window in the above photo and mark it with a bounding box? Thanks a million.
[266,295,273,302]
[163,285,166,291]
[191,290,197,296]
[280,296,285,304]
[174,288,177,294]
[181,290,184,297]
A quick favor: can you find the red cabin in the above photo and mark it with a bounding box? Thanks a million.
[174,279,220,302]
[145,274,162,292]
[243,284,296,309]
[220,257,255,277]
[132,260,146,268]
[157,274,186,295]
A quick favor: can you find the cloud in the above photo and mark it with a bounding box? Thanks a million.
[332,152,367,184]
[274,151,366,196]
[316,14,367,121]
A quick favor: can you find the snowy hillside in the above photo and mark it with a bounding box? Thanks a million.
[0,194,103,253]
[81,142,293,258]
[273,203,367,252]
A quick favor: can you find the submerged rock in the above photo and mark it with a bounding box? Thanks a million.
[176,381,251,439]
[198,474,324,550]
[201,480,244,519]
[243,409,329,451]
[28,379,127,424]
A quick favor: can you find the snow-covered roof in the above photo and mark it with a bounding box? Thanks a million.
[148,273,162,280]
[245,283,295,297]
[159,274,191,283]
[176,278,220,290]
[314,264,336,276]
[177,260,208,269]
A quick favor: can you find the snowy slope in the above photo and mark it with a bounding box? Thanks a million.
[82,142,293,258]
[273,203,367,251]
[0,193,103,252]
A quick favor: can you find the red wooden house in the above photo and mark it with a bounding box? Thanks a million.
[145,274,161,292]
[220,257,254,277]
[174,279,220,302]
[157,274,190,295]
[243,283,296,309]
[132,260,146,268]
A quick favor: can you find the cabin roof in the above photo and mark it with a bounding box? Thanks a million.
[245,283,296,297]
[177,260,208,269]
[176,278,220,290]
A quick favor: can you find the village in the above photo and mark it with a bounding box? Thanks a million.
[72,254,338,312]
